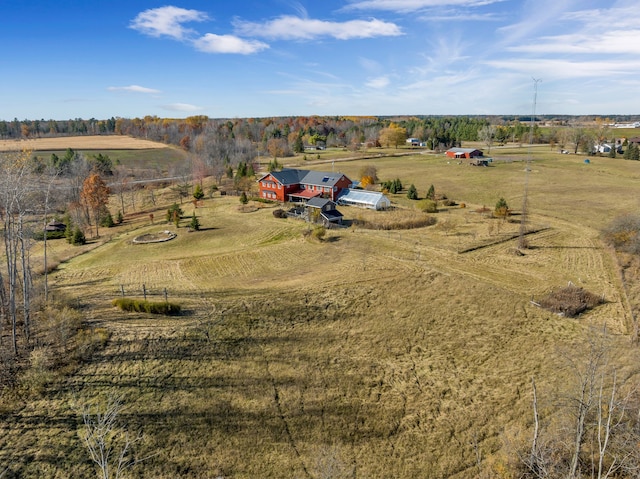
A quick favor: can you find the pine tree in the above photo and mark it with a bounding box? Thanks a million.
[407,184,418,200]
[426,184,436,200]
[189,212,200,231]
[193,184,205,201]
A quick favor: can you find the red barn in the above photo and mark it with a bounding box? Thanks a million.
[445,148,483,159]
[258,169,352,202]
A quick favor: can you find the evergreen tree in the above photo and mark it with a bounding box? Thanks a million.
[193,184,205,201]
[189,212,200,231]
[495,197,509,217]
[240,191,248,205]
[426,184,436,200]
[407,184,418,200]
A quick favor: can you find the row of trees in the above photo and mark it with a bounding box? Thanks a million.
[0,149,114,362]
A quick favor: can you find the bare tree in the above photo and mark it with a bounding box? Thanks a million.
[478,125,497,154]
[81,394,154,479]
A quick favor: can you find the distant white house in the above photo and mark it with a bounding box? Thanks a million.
[595,143,613,153]
[336,188,391,210]
[406,138,425,147]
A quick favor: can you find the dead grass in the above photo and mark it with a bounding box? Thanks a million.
[0,135,169,151]
[3,150,640,478]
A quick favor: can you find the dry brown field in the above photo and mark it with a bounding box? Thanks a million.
[0,135,169,151]
[2,149,640,478]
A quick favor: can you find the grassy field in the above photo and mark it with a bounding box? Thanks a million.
[0,135,170,151]
[2,148,640,478]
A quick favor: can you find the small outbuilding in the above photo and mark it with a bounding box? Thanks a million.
[305,197,343,225]
[445,148,483,159]
[336,189,391,210]
[45,221,66,232]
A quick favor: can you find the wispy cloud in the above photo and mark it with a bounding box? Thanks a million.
[510,30,640,55]
[365,76,391,89]
[162,103,203,112]
[344,0,507,13]
[194,34,269,54]
[233,16,402,40]
[485,58,640,79]
[130,6,208,40]
[107,85,161,94]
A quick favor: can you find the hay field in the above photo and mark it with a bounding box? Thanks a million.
[3,154,640,478]
[0,135,169,151]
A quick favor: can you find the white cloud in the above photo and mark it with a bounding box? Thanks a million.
[344,0,506,13]
[233,16,402,40]
[509,30,640,55]
[193,34,269,54]
[130,6,208,40]
[485,58,640,79]
[162,103,203,112]
[365,76,391,89]
[107,85,161,94]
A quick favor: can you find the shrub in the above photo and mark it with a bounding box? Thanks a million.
[442,199,457,207]
[537,284,604,317]
[240,192,248,205]
[112,298,182,316]
[311,225,326,241]
[273,209,288,219]
[33,230,66,241]
[417,199,438,213]
[602,213,640,254]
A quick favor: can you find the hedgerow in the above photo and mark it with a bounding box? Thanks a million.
[112,298,181,315]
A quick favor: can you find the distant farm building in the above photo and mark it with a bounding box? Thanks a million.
[336,188,391,210]
[257,169,352,203]
[445,148,483,159]
[45,221,66,233]
[406,138,424,147]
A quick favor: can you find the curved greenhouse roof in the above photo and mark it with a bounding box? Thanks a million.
[336,188,391,210]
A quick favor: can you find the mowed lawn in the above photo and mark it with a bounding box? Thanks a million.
[3,152,640,478]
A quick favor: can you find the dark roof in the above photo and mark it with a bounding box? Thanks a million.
[306,197,335,209]
[321,209,344,222]
[258,169,350,188]
[300,170,346,188]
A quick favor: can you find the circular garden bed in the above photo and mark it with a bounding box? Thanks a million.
[132,231,177,244]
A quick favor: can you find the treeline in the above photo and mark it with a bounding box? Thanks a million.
[0,114,537,150]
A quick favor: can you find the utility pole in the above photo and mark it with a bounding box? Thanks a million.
[519,78,541,249]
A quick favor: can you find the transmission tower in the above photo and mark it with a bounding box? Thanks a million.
[519,78,541,249]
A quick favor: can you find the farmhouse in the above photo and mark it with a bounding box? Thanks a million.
[336,188,391,210]
[445,147,483,159]
[258,168,352,203]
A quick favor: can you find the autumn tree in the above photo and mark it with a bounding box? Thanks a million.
[80,173,111,238]
[379,124,407,148]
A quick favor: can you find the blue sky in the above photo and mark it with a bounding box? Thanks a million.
[1,0,638,120]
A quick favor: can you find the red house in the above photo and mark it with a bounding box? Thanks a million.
[257,169,352,203]
[445,148,483,159]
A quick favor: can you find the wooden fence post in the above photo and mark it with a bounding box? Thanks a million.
[120,285,125,297]
[164,288,168,302]
[143,284,147,301]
